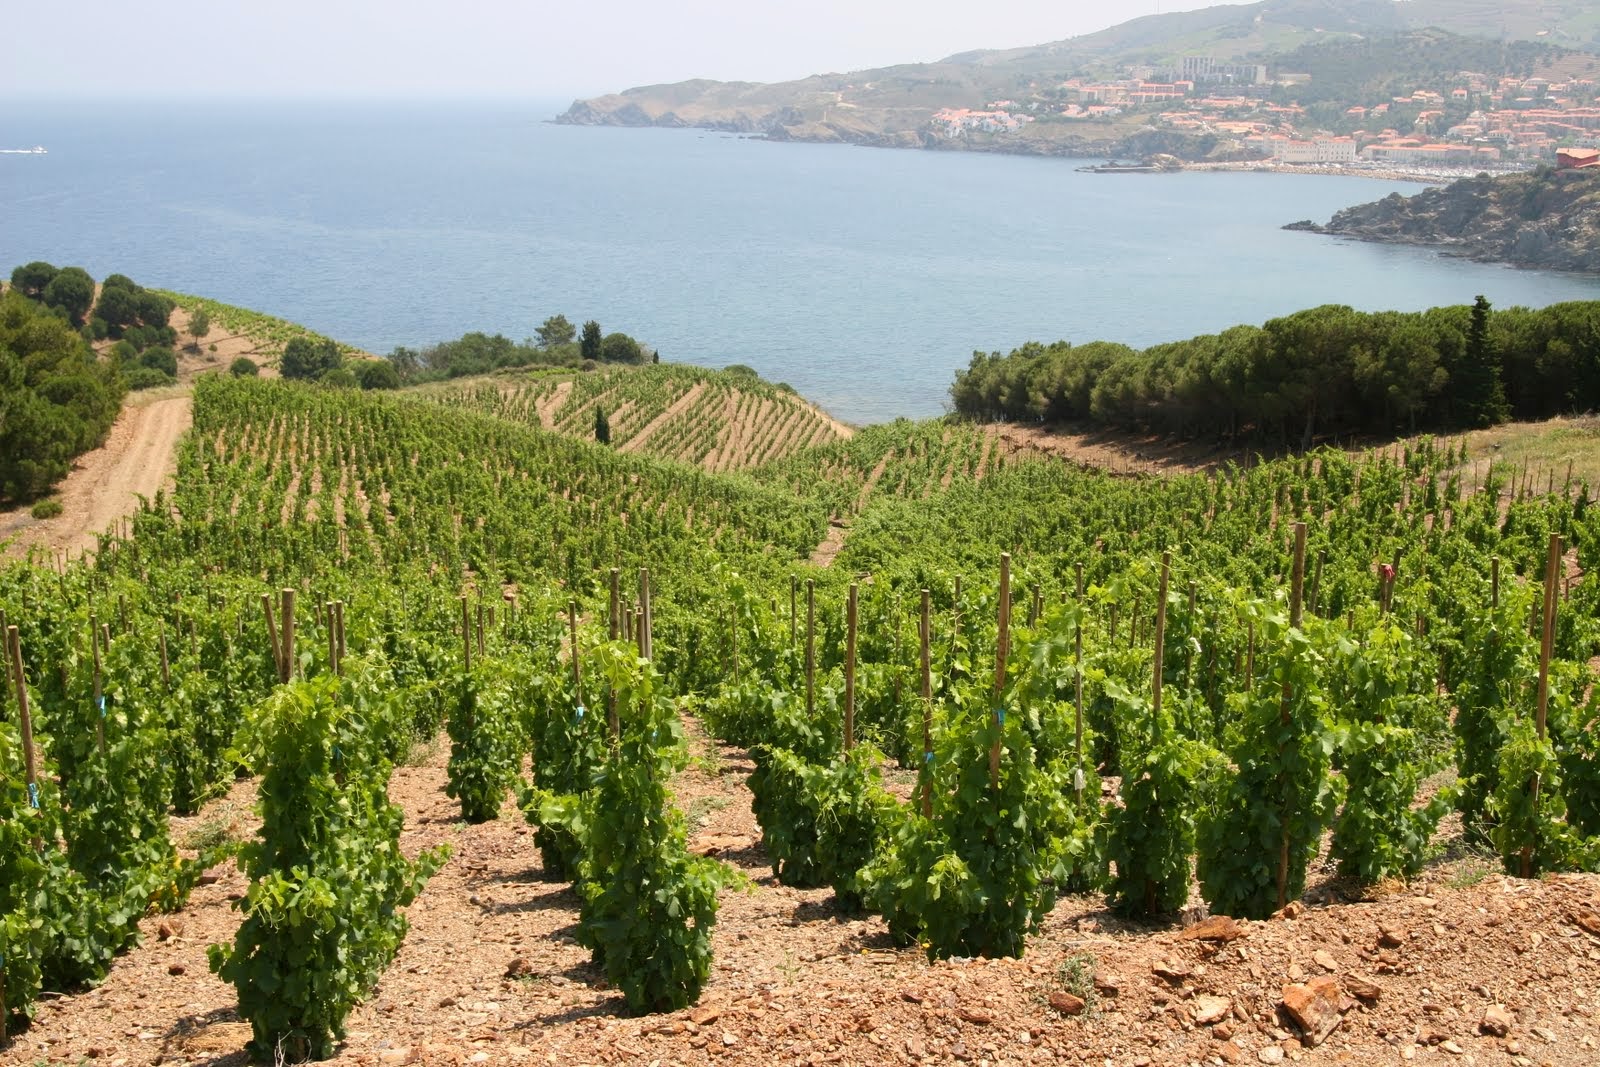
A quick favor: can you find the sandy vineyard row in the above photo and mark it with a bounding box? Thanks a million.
[7,711,1600,1067]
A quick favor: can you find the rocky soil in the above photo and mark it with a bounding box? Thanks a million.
[6,720,1600,1067]
[1288,167,1600,273]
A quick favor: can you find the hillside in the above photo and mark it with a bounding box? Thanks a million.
[1290,166,1600,272]
[557,0,1592,161]
[419,363,850,473]
[4,293,1600,1067]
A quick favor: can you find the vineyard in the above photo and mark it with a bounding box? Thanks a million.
[2,363,1600,1066]
[422,364,849,472]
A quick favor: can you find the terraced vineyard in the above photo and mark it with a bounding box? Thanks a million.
[4,332,1600,1067]
[423,364,848,472]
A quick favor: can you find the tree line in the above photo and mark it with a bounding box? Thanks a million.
[385,315,653,385]
[0,290,124,503]
[951,297,1600,445]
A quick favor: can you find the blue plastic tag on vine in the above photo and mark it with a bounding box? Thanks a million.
[576,704,585,720]
[99,695,107,716]
[28,781,40,809]
[924,750,934,764]
[995,706,1006,727]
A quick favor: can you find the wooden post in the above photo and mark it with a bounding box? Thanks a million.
[476,600,486,660]
[7,627,38,797]
[280,589,296,683]
[1291,523,1307,629]
[990,553,1011,788]
[1152,555,1171,729]
[789,574,798,654]
[91,614,105,755]
[7,626,42,870]
[459,594,471,673]
[609,568,620,640]
[805,579,816,718]
[567,599,583,708]
[262,592,282,681]
[328,604,340,676]
[334,601,346,663]
[920,589,933,818]
[640,568,653,661]
[1028,583,1042,627]
[844,583,857,753]
[1535,534,1561,740]
[1491,556,1500,610]
[1309,550,1325,616]
[1277,521,1307,912]
[1184,579,1197,682]
[1073,589,1085,803]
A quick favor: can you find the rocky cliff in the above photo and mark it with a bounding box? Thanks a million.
[1288,167,1600,272]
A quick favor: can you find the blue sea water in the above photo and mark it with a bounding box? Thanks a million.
[5,99,1599,424]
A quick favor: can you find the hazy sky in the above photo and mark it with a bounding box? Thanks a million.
[4,1,1249,101]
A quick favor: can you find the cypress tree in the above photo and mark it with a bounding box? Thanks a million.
[1457,295,1509,428]
[594,405,610,445]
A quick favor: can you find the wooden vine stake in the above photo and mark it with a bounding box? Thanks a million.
[607,570,621,738]
[90,613,106,755]
[640,567,653,661]
[327,604,340,677]
[805,579,816,718]
[158,623,171,691]
[1525,533,1563,877]
[7,626,40,860]
[919,589,933,818]
[789,574,798,654]
[334,601,346,665]
[279,589,296,684]
[567,599,584,709]
[1074,562,1086,802]
[844,583,858,753]
[1276,521,1308,912]
[1152,554,1171,732]
[459,595,472,673]
[262,592,282,681]
[990,553,1011,789]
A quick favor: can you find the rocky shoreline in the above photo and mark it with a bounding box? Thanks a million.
[1286,167,1600,273]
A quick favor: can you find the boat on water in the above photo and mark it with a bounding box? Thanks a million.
[0,145,47,154]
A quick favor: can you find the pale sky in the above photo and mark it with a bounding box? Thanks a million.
[3,1,1250,101]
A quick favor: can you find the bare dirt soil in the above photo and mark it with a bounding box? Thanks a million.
[8,720,1599,1067]
[0,392,192,562]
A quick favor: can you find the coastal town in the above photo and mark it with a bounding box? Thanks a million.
[931,59,1600,173]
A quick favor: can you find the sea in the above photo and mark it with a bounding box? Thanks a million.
[5,99,1599,425]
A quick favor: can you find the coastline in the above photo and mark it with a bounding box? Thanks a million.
[1182,160,1504,184]
[560,112,1529,186]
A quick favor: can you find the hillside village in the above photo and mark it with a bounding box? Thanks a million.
[932,65,1600,168]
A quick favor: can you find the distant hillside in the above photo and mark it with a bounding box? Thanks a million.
[418,364,851,474]
[1290,166,1600,272]
[558,0,1591,161]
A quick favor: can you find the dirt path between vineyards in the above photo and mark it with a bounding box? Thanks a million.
[0,392,192,562]
[9,718,1600,1067]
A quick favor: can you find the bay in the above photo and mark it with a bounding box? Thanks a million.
[5,99,1598,424]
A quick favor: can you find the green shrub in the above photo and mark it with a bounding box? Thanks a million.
[125,367,176,391]
[354,360,400,390]
[30,498,63,519]
[318,367,358,389]
[138,345,178,377]
[229,357,259,378]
